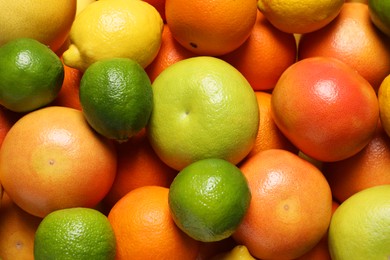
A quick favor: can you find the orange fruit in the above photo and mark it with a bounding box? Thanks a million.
[0,106,117,218]
[322,122,390,203]
[108,185,201,259]
[143,0,166,21]
[220,10,297,91]
[0,193,42,260]
[298,2,390,91]
[295,200,339,260]
[244,91,297,160]
[165,0,258,56]
[50,59,82,110]
[271,57,379,162]
[103,129,177,209]
[234,149,333,260]
[145,24,196,83]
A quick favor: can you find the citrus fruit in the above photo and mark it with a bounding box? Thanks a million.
[197,237,238,260]
[76,0,96,15]
[63,0,163,71]
[145,24,196,83]
[80,58,153,142]
[378,74,390,137]
[0,193,42,260]
[244,91,297,160]
[51,58,83,110]
[102,129,177,209]
[234,149,333,259]
[108,186,201,259]
[298,2,390,91]
[143,0,166,21]
[147,56,259,170]
[0,0,76,52]
[328,185,390,259]
[34,207,116,260]
[368,0,390,36]
[257,0,344,34]
[168,158,251,242]
[212,245,256,260]
[165,0,257,56]
[271,57,379,162]
[0,38,64,112]
[323,122,390,203]
[0,106,19,148]
[0,106,117,218]
[220,10,297,91]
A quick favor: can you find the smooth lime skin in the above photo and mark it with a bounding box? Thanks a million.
[168,158,251,242]
[0,38,64,112]
[369,0,390,36]
[80,58,153,141]
[34,207,116,260]
[328,185,390,260]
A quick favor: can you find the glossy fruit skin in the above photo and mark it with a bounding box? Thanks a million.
[271,57,379,162]
[368,0,390,36]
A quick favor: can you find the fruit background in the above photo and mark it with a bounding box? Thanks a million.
[0,0,390,259]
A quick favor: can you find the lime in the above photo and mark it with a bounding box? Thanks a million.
[168,158,251,242]
[79,58,153,141]
[0,38,64,112]
[147,56,259,170]
[34,207,116,260]
[368,0,390,37]
[63,0,163,71]
[328,185,390,259]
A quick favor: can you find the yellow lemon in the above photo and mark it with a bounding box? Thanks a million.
[257,0,344,34]
[63,0,163,71]
[0,0,76,52]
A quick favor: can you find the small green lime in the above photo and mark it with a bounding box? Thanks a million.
[80,58,153,141]
[168,158,251,242]
[369,0,390,36]
[328,185,390,259]
[0,38,64,112]
[34,207,116,260]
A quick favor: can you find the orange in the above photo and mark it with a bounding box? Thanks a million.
[298,2,390,91]
[234,149,333,260]
[220,10,297,91]
[103,129,177,209]
[0,106,117,218]
[244,91,297,160]
[145,24,196,83]
[108,185,201,259]
[143,0,166,21]
[165,0,258,56]
[271,57,379,162]
[0,193,42,260]
[322,121,390,203]
[50,58,82,110]
[295,200,339,260]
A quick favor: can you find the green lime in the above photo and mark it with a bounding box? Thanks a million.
[147,56,259,170]
[0,38,64,112]
[79,58,153,141]
[369,0,390,36]
[328,185,390,259]
[168,158,251,242]
[34,207,116,260]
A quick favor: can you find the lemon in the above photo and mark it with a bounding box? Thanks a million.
[212,245,256,260]
[0,38,64,112]
[34,207,116,260]
[378,75,390,137]
[0,0,76,52]
[257,0,344,34]
[328,185,390,259]
[80,58,153,141]
[369,0,390,37]
[168,158,251,242]
[63,0,163,72]
[147,56,259,170]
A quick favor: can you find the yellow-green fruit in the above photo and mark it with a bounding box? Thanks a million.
[0,38,64,112]
[378,75,390,137]
[80,58,153,141]
[212,245,256,260]
[63,0,163,71]
[34,207,116,260]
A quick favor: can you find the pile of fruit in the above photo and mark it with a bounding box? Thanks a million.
[0,0,389,259]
